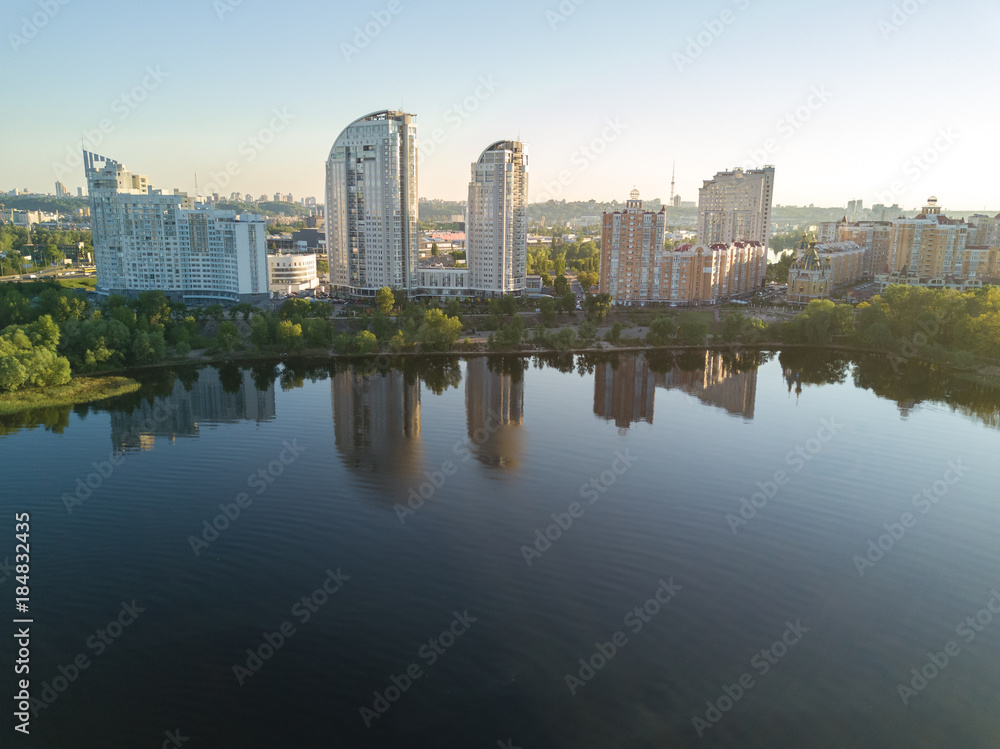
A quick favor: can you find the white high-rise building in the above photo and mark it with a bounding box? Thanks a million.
[84,151,268,304]
[325,110,418,300]
[466,140,528,298]
[697,166,775,248]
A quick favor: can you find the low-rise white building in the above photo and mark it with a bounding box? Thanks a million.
[268,253,319,294]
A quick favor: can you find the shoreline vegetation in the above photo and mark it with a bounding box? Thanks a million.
[4,280,1000,416]
[0,375,141,416]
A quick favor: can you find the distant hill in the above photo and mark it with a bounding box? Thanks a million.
[0,195,88,213]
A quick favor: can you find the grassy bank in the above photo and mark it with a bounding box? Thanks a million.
[0,376,141,416]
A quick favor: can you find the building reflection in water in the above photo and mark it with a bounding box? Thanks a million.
[464,357,525,469]
[657,351,757,420]
[110,367,276,452]
[594,355,655,431]
[593,351,758,430]
[331,369,422,486]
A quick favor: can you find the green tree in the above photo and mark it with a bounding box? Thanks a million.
[577,271,598,290]
[130,330,167,365]
[216,321,240,352]
[605,321,624,344]
[538,297,556,327]
[431,242,439,257]
[250,314,273,350]
[646,315,677,345]
[352,329,378,354]
[417,308,463,351]
[554,275,569,296]
[276,320,303,350]
[583,293,612,322]
[204,303,225,322]
[788,299,854,345]
[376,286,395,315]
[280,298,312,321]
[679,320,708,345]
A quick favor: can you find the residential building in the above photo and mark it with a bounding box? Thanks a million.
[267,253,319,294]
[325,110,418,300]
[970,214,1000,248]
[818,221,841,244]
[659,242,766,305]
[84,151,268,304]
[886,197,971,278]
[837,220,892,275]
[599,190,667,303]
[697,166,775,248]
[55,181,69,197]
[465,140,529,298]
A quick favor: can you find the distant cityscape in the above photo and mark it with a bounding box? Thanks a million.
[2,108,996,309]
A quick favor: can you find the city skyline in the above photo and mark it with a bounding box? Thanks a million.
[4,0,998,210]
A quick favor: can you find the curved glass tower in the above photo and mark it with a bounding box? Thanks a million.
[466,140,528,298]
[325,111,418,300]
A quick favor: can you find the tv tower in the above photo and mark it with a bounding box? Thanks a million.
[669,161,676,205]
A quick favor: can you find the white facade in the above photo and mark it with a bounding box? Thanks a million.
[85,151,268,304]
[325,111,418,299]
[697,166,775,248]
[268,253,319,294]
[466,140,528,298]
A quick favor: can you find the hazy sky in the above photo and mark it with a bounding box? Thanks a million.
[4,0,997,211]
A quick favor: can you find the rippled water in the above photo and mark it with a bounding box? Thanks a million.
[3,351,999,747]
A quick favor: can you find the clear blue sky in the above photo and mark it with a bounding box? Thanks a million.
[3,0,997,211]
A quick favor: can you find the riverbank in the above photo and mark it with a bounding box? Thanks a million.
[0,376,142,416]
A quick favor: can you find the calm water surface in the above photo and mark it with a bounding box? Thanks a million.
[2,350,999,748]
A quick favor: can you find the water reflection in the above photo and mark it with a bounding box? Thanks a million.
[465,356,526,469]
[109,367,275,452]
[330,368,422,485]
[591,350,761,430]
[4,351,1000,455]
